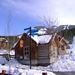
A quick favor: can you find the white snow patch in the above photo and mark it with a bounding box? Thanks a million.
[0,49,9,55]
[0,64,56,75]
[32,35,52,44]
[0,56,8,64]
[10,50,15,55]
[6,58,20,67]
[37,28,47,35]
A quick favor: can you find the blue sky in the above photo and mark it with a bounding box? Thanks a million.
[0,0,75,36]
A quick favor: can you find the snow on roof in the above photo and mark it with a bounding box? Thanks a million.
[18,35,22,38]
[0,38,5,41]
[32,28,47,35]
[36,29,47,35]
[0,38,8,42]
[13,33,52,48]
[31,35,52,44]
[12,41,18,49]
[31,35,39,44]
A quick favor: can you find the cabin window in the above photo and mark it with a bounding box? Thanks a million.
[25,47,29,54]
[24,46,30,59]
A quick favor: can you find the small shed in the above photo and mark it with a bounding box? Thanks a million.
[12,33,69,65]
[0,38,8,49]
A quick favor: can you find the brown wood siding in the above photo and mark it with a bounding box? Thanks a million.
[15,33,38,60]
[38,44,49,59]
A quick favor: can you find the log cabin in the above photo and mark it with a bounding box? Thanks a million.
[12,33,38,65]
[12,33,69,65]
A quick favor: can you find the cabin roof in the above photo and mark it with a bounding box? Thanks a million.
[12,33,37,49]
[18,33,52,44]
[31,35,52,44]
[12,33,52,49]
[0,38,8,42]
[12,41,18,49]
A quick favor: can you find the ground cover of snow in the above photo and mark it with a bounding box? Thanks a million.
[0,63,56,75]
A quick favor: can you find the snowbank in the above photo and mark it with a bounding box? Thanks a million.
[0,64,56,75]
[0,56,8,64]
[0,49,9,55]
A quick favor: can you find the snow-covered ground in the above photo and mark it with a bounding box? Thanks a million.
[0,62,56,75]
[0,36,75,74]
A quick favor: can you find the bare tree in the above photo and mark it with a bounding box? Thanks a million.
[42,16,58,27]
[40,16,58,34]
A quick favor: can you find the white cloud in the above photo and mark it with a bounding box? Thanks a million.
[1,0,75,25]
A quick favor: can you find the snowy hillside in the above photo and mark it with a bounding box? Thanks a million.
[56,25,75,31]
